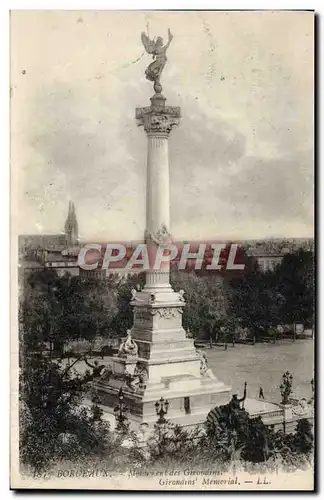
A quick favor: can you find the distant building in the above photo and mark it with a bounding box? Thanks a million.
[65,201,78,247]
[19,202,81,279]
[19,203,123,281]
[247,250,287,272]
[19,206,314,279]
[245,238,314,272]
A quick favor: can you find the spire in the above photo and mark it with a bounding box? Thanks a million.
[65,200,78,246]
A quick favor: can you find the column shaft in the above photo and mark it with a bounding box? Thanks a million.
[146,134,170,237]
[135,96,180,290]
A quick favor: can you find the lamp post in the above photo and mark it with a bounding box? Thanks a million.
[48,284,59,357]
[114,387,129,433]
[280,371,293,404]
[155,397,169,425]
[280,371,293,434]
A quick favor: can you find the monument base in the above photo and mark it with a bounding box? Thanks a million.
[92,371,231,430]
[89,286,232,429]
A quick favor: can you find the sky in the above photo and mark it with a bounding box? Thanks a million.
[10,10,314,242]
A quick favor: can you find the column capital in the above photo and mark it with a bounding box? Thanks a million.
[136,93,181,135]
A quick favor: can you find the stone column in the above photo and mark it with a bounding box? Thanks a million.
[136,93,180,291]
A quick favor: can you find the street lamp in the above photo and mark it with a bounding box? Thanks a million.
[280,371,293,405]
[48,284,59,357]
[114,386,129,432]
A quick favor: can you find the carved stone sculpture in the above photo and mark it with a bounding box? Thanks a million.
[118,330,138,358]
[200,353,216,379]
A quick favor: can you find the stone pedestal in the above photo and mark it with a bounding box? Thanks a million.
[112,355,137,376]
[93,92,231,428]
[282,403,293,422]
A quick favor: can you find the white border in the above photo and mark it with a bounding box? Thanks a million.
[2,5,10,500]
[1,2,320,10]
[2,2,321,498]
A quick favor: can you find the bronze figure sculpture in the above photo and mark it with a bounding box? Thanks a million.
[141,28,173,93]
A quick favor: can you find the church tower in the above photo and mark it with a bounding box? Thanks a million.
[64,201,78,246]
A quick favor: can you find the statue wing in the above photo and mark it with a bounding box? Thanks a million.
[141,32,155,54]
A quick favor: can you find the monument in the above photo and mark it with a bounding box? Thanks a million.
[93,30,231,427]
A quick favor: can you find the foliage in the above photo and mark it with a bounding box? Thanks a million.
[171,268,229,339]
[227,268,284,341]
[110,273,145,337]
[20,351,113,472]
[241,417,270,463]
[18,254,315,474]
[138,420,227,469]
[206,398,314,468]
[21,270,119,351]
[21,246,314,348]
[227,249,314,340]
[293,419,314,455]
[274,250,314,328]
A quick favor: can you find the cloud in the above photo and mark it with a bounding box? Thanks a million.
[222,151,313,224]
[12,11,314,239]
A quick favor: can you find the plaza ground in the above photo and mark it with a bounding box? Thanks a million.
[204,339,314,404]
[68,338,314,406]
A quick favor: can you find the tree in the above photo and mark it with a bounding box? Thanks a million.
[21,270,119,353]
[219,314,239,346]
[205,400,313,467]
[227,268,283,341]
[274,250,314,337]
[20,350,113,472]
[241,416,270,463]
[170,268,228,340]
[19,269,122,472]
[293,419,313,455]
[111,273,145,337]
[227,248,314,343]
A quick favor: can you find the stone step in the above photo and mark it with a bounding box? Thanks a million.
[135,340,196,352]
[138,353,201,364]
[142,380,230,401]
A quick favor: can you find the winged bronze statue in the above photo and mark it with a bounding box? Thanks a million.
[141,29,173,93]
